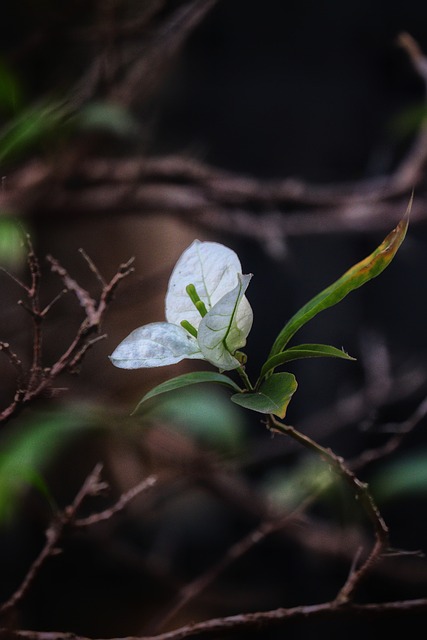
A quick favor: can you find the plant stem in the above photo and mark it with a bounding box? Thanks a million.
[237,366,254,391]
[268,415,389,602]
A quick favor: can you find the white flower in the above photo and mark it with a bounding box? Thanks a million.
[109,240,253,371]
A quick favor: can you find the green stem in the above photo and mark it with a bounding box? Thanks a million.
[237,367,254,391]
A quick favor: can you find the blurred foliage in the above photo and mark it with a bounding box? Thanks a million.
[0,406,101,525]
[372,449,427,502]
[0,59,23,116]
[0,53,139,168]
[0,100,72,166]
[262,455,336,511]
[0,216,27,269]
[144,386,247,455]
[389,102,427,140]
[76,101,140,138]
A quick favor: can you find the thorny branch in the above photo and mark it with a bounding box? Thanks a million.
[0,243,134,425]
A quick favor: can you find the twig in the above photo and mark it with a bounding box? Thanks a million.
[147,492,317,633]
[0,464,105,619]
[0,465,157,621]
[268,415,389,603]
[74,475,157,527]
[0,250,134,426]
[2,597,427,640]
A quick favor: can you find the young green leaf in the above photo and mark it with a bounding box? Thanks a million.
[231,372,297,418]
[259,344,355,380]
[267,209,409,366]
[132,371,242,414]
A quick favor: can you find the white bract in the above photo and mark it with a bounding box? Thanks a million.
[109,240,253,371]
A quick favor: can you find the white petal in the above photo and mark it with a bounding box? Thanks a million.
[165,240,243,328]
[109,322,203,369]
[197,274,253,371]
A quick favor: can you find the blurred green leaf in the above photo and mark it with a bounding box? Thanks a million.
[372,450,427,502]
[389,102,427,140]
[77,101,139,138]
[0,408,98,524]
[0,216,26,269]
[0,59,23,115]
[266,211,409,370]
[259,343,355,380]
[231,372,297,418]
[262,457,335,509]
[146,386,246,453]
[0,100,70,165]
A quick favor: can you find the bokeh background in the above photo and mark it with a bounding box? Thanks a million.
[1,1,427,638]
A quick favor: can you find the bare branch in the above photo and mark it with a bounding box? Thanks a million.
[74,474,157,527]
[0,249,134,426]
[0,464,105,620]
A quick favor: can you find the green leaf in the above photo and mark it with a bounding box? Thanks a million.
[267,209,409,366]
[133,371,242,414]
[259,343,356,380]
[231,372,297,418]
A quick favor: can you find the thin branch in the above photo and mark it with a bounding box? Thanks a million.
[0,251,134,426]
[74,474,157,527]
[0,464,105,619]
[148,492,317,634]
[0,465,157,622]
[3,598,427,640]
[268,415,389,603]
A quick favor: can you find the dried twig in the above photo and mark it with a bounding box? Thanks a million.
[0,464,157,622]
[268,415,389,603]
[0,249,134,425]
[2,597,427,640]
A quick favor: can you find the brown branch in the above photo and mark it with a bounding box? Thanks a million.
[0,465,157,622]
[147,492,317,634]
[0,251,134,426]
[0,464,105,620]
[2,597,427,640]
[109,0,219,108]
[74,474,157,527]
[268,415,389,603]
[2,31,427,253]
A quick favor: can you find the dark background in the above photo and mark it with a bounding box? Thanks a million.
[1,1,427,638]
